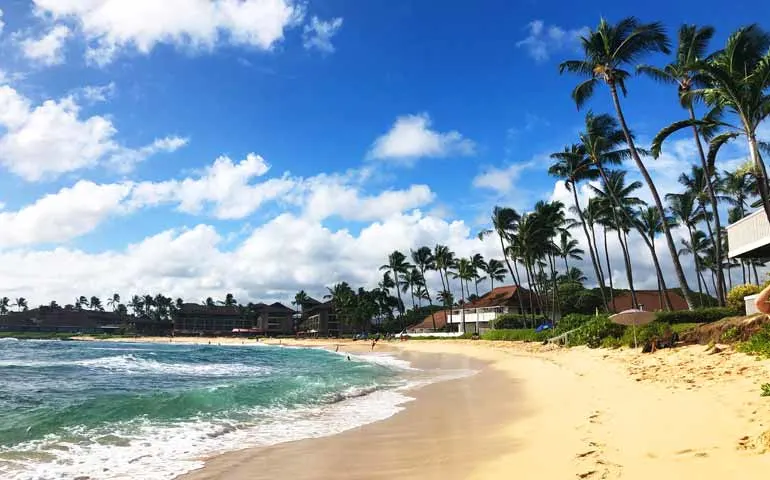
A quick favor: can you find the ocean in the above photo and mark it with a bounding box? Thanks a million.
[0,338,457,480]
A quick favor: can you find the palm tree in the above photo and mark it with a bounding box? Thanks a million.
[636,206,673,310]
[719,167,755,219]
[129,295,144,316]
[679,230,713,298]
[591,170,646,307]
[293,290,309,320]
[452,258,476,333]
[107,293,120,312]
[478,207,526,307]
[559,267,587,284]
[560,17,695,310]
[78,296,89,310]
[483,259,507,292]
[639,24,726,305]
[433,245,457,304]
[13,297,27,312]
[205,297,216,308]
[219,293,237,307]
[380,251,411,317]
[0,297,10,315]
[411,246,440,330]
[549,145,607,302]
[90,296,103,311]
[469,253,487,297]
[556,230,584,272]
[401,268,424,310]
[667,191,705,304]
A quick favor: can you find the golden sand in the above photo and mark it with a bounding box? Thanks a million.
[83,337,770,478]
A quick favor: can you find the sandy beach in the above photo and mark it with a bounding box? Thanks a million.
[86,337,770,479]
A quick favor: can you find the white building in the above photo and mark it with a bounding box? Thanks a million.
[726,208,770,314]
[445,285,539,334]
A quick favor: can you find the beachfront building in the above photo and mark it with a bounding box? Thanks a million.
[173,302,295,336]
[0,306,136,334]
[609,290,689,312]
[445,285,539,334]
[297,298,346,337]
[726,209,770,313]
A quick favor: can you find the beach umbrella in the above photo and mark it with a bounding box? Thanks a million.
[609,309,656,348]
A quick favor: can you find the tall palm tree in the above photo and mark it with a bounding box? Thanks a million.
[452,258,476,333]
[107,293,120,312]
[639,24,726,304]
[478,207,526,307]
[559,267,588,284]
[401,268,424,310]
[719,167,755,219]
[13,297,27,312]
[667,191,705,304]
[469,253,487,297]
[679,230,713,298]
[90,296,103,311]
[129,295,144,316]
[411,246,440,330]
[591,170,646,307]
[483,259,507,292]
[556,230,584,272]
[635,206,673,310]
[0,297,10,315]
[219,293,237,307]
[433,245,457,304]
[380,251,411,317]
[560,17,695,310]
[78,296,89,310]
[549,145,606,303]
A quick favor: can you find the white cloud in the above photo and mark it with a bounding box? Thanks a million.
[32,0,305,65]
[472,159,540,193]
[21,25,72,65]
[0,180,133,248]
[368,113,476,164]
[302,16,343,53]
[0,85,183,181]
[108,136,189,173]
[516,20,588,63]
[0,8,5,35]
[76,82,117,103]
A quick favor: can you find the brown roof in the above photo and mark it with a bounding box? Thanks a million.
[465,285,534,309]
[609,290,689,312]
[408,310,448,332]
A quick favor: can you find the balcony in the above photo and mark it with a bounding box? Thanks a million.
[726,209,770,259]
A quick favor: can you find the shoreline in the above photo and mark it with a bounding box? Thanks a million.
[75,337,770,478]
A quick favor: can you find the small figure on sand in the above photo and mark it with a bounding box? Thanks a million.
[335,345,339,352]
[371,339,376,351]
[346,355,351,361]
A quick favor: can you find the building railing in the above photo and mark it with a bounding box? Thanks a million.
[726,209,770,258]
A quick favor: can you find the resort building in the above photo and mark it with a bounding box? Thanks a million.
[0,306,135,334]
[726,209,770,313]
[297,298,345,337]
[609,290,689,312]
[444,285,539,334]
[173,302,295,336]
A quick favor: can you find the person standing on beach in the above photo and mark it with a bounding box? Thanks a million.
[371,339,376,351]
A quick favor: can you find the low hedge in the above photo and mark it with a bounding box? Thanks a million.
[567,315,625,348]
[727,284,762,313]
[481,329,548,342]
[491,314,548,329]
[654,307,740,325]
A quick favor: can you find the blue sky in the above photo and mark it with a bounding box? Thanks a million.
[0,0,765,306]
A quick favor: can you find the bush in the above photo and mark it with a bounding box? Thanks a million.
[567,315,625,348]
[655,307,740,325]
[621,321,672,348]
[738,323,770,358]
[557,283,604,315]
[762,383,770,397]
[727,284,762,314]
[557,313,598,332]
[491,314,547,329]
[481,329,548,342]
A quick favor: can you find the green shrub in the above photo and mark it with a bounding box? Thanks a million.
[738,323,770,358]
[557,283,604,315]
[491,314,547,329]
[621,321,672,348]
[721,326,741,343]
[655,307,740,325]
[567,315,625,348]
[481,329,547,342]
[600,336,623,349]
[762,383,770,397]
[727,284,762,314]
[557,313,598,332]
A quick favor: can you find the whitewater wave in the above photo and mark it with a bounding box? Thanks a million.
[0,388,414,480]
[75,354,272,377]
[333,351,417,371]
[0,337,19,342]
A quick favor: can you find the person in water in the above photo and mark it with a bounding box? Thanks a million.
[346,355,351,361]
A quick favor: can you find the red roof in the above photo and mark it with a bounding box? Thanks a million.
[609,290,689,312]
[409,310,448,332]
[465,285,534,309]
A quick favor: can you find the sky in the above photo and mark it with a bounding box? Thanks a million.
[0,0,766,308]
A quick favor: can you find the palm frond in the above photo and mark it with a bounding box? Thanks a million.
[707,132,740,173]
[636,64,676,84]
[650,119,699,157]
[571,78,598,110]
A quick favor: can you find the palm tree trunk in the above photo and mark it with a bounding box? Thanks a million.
[616,228,637,308]
[563,256,569,273]
[571,188,608,308]
[752,260,760,285]
[524,262,536,325]
[687,227,704,307]
[726,261,733,290]
[689,105,725,305]
[700,271,711,298]
[631,224,674,311]
[747,135,770,224]
[512,260,526,315]
[609,83,694,309]
[590,223,606,285]
[603,228,616,312]
[741,260,747,285]
[654,242,663,310]
[499,236,525,311]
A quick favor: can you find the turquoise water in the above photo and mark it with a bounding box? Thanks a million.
[0,339,415,479]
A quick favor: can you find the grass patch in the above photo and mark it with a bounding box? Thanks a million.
[762,383,770,397]
[738,323,770,358]
[671,323,699,335]
[481,329,548,342]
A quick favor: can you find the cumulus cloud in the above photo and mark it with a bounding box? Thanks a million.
[368,113,476,164]
[21,25,72,65]
[75,82,117,103]
[472,159,541,194]
[0,8,5,35]
[0,85,183,181]
[32,0,305,65]
[516,20,588,63]
[302,16,343,53]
